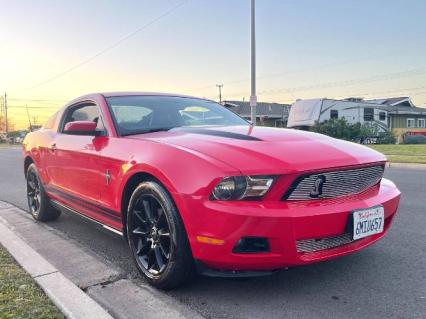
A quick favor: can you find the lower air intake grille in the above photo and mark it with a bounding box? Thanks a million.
[296,233,354,253]
[284,165,384,201]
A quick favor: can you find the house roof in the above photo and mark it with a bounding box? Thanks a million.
[223,100,290,119]
[365,96,413,107]
[386,105,426,115]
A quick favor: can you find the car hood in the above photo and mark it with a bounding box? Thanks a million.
[127,126,386,174]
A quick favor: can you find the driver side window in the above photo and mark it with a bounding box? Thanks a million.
[63,104,105,133]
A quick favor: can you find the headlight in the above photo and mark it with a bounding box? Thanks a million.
[211,176,275,200]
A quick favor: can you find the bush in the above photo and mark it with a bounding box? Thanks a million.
[310,118,395,144]
[377,131,396,144]
[311,118,386,142]
[312,118,357,140]
[404,135,426,144]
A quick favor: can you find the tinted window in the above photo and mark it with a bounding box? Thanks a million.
[106,96,248,135]
[379,112,386,121]
[330,110,338,119]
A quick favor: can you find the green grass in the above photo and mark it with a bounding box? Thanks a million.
[368,144,426,164]
[0,245,64,319]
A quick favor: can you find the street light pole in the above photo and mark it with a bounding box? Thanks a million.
[4,93,8,133]
[216,84,224,104]
[250,0,257,125]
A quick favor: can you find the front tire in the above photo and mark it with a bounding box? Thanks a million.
[126,181,194,289]
[26,164,61,222]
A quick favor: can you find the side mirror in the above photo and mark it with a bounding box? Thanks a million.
[64,121,100,136]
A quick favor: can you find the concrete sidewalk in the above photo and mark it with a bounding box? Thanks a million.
[0,202,113,319]
[0,201,203,319]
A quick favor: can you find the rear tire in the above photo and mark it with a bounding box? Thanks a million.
[126,181,194,290]
[26,164,61,222]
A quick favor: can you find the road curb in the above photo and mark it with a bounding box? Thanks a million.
[0,201,206,319]
[0,213,114,319]
[387,162,426,169]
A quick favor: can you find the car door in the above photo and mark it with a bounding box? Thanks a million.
[48,102,105,210]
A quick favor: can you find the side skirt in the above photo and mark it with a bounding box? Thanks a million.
[50,200,123,237]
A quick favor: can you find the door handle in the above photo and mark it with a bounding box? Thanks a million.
[50,143,57,152]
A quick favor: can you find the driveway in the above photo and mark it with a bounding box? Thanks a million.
[1,147,425,318]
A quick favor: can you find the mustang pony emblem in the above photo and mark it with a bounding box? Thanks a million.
[310,175,326,198]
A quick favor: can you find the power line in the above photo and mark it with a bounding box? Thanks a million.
[221,68,426,99]
[7,105,60,109]
[330,85,426,100]
[259,69,425,96]
[191,50,410,91]
[26,0,189,90]
[8,98,69,103]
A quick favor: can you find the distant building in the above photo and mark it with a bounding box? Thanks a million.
[366,97,426,141]
[287,96,426,142]
[223,100,290,127]
[29,125,42,132]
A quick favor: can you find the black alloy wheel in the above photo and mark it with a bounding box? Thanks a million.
[127,181,194,289]
[26,163,61,222]
[131,194,171,275]
[27,169,41,217]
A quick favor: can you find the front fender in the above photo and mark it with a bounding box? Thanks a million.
[113,139,241,238]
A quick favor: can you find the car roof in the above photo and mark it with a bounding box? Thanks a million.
[100,92,199,99]
[61,92,214,111]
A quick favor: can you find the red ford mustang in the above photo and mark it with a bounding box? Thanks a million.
[22,92,401,289]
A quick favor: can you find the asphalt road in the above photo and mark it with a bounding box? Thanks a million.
[1,147,425,319]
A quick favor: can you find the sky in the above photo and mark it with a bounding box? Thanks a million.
[1,0,425,129]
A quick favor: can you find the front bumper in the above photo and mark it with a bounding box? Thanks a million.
[181,178,400,272]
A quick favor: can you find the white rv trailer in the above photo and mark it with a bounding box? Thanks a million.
[287,98,389,132]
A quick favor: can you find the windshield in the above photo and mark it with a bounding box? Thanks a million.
[106,95,249,136]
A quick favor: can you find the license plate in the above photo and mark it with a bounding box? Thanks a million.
[352,206,384,240]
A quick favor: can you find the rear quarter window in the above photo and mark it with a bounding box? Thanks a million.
[44,112,59,130]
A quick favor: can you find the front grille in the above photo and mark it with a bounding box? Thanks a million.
[296,233,354,253]
[284,165,384,201]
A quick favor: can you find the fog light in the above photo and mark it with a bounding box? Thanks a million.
[232,237,270,253]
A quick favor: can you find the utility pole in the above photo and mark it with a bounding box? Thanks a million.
[216,84,224,104]
[26,104,33,132]
[0,96,3,132]
[250,0,257,125]
[4,93,8,133]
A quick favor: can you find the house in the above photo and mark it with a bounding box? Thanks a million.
[365,97,426,142]
[223,100,290,127]
[29,124,43,132]
[287,96,426,142]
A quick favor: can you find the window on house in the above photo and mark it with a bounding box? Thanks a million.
[379,112,386,121]
[364,108,374,121]
[330,110,338,119]
[418,118,425,128]
[407,118,415,128]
